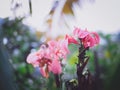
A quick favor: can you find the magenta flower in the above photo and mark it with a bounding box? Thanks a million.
[65,34,79,44]
[46,39,69,75]
[26,40,69,78]
[73,27,89,39]
[48,39,69,59]
[91,32,100,44]
[81,32,100,48]
[26,45,52,78]
[27,51,52,78]
[40,62,51,78]
[51,59,62,74]
[26,52,40,67]
[73,27,100,48]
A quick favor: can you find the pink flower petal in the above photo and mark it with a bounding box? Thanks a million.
[78,30,89,39]
[91,32,100,44]
[26,52,40,67]
[65,34,79,44]
[40,67,49,78]
[51,60,62,74]
[73,27,89,39]
[82,32,100,48]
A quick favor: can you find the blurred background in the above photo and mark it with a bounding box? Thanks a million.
[0,0,120,90]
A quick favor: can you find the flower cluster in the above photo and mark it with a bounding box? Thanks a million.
[27,39,69,78]
[66,27,100,48]
[26,27,100,78]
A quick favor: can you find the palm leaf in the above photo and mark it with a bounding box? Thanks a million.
[42,0,93,39]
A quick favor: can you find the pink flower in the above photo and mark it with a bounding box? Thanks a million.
[47,40,57,51]
[82,32,100,48]
[82,35,95,48]
[91,32,100,44]
[51,59,62,74]
[40,64,51,78]
[48,40,69,59]
[26,45,52,78]
[72,27,100,48]
[58,39,69,58]
[37,59,52,78]
[26,52,40,67]
[27,52,52,78]
[73,27,89,39]
[26,40,69,78]
[65,34,79,44]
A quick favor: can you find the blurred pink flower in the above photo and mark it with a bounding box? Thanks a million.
[26,45,52,78]
[26,52,40,67]
[51,59,62,74]
[58,39,69,58]
[40,64,51,78]
[48,39,69,59]
[65,34,79,44]
[26,40,69,78]
[73,27,89,39]
[73,27,100,48]
[91,32,100,44]
[82,32,100,48]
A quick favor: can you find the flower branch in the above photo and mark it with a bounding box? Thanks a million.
[26,27,100,89]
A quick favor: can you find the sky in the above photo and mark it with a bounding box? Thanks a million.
[75,0,120,34]
[0,0,120,34]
